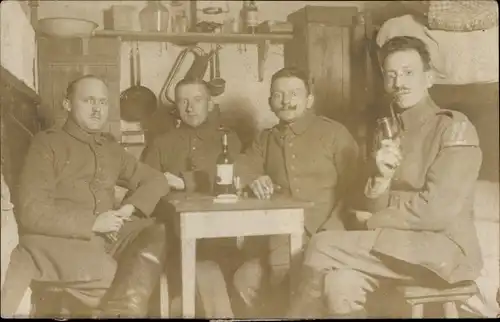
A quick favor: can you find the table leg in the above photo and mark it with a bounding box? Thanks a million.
[181,238,197,318]
[289,232,303,302]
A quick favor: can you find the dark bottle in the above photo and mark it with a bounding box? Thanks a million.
[239,1,249,33]
[214,132,235,196]
[245,0,259,34]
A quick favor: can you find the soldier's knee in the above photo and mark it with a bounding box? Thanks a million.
[324,269,370,314]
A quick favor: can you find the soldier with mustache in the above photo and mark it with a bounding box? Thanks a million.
[1,75,171,318]
[232,67,360,317]
[289,36,483,318]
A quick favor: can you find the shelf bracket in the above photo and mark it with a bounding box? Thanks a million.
[257,40,270,82]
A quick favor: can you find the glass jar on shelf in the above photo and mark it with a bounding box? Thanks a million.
[172,11,189,33]
[139,0,170,32]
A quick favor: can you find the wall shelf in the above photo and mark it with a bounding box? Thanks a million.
[93,30,293,44]
[93,30,294,82]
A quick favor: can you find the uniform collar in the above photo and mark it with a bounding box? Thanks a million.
[276,110,316,136]
[178,111,222,141]
[63,119,106,145]
[397,96,439,130]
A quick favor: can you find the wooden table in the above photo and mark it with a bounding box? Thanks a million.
[168,193,313,318]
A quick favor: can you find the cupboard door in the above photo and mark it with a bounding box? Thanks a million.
[284,25,308,74]
[38,63,80,129]
[306,23,351,123]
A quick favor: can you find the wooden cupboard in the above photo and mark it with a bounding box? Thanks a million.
[284,6,371,157]
[37,37,122,139]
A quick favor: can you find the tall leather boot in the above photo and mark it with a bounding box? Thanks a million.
[287,266,326,319]
[99,224,167,318]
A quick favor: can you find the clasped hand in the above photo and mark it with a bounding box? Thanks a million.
[92,204,134,234]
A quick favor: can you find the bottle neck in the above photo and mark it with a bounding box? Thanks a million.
[221,133,229,153]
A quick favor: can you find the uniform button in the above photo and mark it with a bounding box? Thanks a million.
[290,166,295,170]
[292,154,296,159]
[289,143,293,147]
[295,188,300,192]
[192,147,196,150]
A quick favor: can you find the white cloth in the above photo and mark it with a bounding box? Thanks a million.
[376,15,499,85]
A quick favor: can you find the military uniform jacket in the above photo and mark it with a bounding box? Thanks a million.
[362,97,483,284]
[142,114,242,194]
[236,111,359,235]
[17,120,170,283]
[142,115,242,261]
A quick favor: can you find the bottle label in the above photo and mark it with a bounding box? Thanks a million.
[216,164,234,185]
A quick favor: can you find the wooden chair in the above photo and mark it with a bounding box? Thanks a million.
[397,281,478,318]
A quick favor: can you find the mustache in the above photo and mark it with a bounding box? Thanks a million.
[394,89,411,96]
[277,104,297,111]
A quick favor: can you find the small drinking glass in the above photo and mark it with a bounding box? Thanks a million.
[376,116,401,141]
[375,116,402,148]
[374,116,403,171]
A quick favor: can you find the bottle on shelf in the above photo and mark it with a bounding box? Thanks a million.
[139,0,170,32]
[214,131,236,196]
[239,1,249,33]
[245,0,259,34]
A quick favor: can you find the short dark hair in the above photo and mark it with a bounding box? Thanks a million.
[65,74,106,99]
[174,77,211,98]
[270,67,310,94]
[379,36,432,71]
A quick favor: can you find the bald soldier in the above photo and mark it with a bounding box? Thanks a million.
[289,36,483,318]
[1,75,170,318]
[233,67,360,317]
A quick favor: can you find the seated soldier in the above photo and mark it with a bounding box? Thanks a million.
[233,67,360,317]
[289,36,483,318]
[1,75,171,318]
[142,77,243,318]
